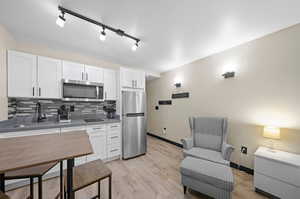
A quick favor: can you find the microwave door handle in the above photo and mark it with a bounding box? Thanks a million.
[96,86,99,99]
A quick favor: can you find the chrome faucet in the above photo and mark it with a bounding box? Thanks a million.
[36,102,47,122]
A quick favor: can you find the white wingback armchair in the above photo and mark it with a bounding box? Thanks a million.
[181,117,234,166]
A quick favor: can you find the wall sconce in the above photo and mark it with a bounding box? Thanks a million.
[222,71,235,79]
[174,83,181,88]
[174,77,183,88]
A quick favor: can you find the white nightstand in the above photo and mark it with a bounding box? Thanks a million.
[254,147,300,199]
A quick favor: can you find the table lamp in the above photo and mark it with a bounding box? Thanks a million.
[263,126,280,152]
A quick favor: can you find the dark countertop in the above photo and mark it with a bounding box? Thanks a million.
[0,115,121,133]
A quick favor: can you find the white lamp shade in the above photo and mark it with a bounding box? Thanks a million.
[263,126,280,139]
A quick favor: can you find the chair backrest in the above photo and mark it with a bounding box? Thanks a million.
[189,117,228,152]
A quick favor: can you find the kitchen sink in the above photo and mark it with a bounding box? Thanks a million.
[84,118,104,123]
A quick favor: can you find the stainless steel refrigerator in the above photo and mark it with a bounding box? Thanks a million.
[122,91,147,159]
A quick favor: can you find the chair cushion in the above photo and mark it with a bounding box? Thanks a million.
[180,157,234,191]
[183,147,230,166]
[192,117,225,151]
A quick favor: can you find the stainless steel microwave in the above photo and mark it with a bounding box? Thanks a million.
[62,79,104,101]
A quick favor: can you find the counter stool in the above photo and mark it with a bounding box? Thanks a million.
[64,159,112,199]
[0,191,10,199]
[5,161,59,199]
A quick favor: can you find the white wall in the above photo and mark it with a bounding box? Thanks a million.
[0,25,15,120]
[147,24,300,169]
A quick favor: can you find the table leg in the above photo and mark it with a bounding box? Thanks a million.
[66,158,74,199]
[38,176,43,199]
[0,173,5,192]
[109,175,112,199]
[60,161,63,199]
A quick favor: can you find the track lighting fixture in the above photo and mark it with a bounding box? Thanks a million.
[99,27,106,41]
[132,42,139,51]
[56,6,141,50]
[56,11,65,28]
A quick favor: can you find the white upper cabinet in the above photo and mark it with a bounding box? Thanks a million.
[62,61,85,81]
[120,67,145,90]
[8,50,37,98]
[104,69,117,100]
[85,65,103,83]
[37,56,62,99]
[134,71,145,89]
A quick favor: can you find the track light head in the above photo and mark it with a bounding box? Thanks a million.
[56,12,65,28]
[132,41,139,51]
[99,27,106,41]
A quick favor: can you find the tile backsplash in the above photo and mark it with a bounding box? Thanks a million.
[8,98,116,119]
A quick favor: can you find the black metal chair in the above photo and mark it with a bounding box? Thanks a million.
[64,159,112,199]
[5,161,61,199]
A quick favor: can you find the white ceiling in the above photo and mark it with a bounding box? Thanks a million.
[1,0,300,73]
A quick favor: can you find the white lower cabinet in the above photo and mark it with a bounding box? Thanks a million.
[106,123,121,158]
[86,125,107,162]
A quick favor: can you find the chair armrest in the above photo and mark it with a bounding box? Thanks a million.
[221,143,235,161]
[181,137,193,150]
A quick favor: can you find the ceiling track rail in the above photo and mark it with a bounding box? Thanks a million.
[58,6,140,43]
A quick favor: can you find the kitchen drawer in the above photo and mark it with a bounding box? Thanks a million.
[255,156,300,187]
[61,126,86,133]
[107,123,120,130]
[0,128,60,138]
[254,172,300,199]
[87,124,106,133]
[107,131,120,145]
[107,143,120,158]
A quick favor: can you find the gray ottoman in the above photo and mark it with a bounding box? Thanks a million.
[180,157,234,199]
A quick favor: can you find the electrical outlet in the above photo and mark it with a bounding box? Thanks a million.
[241,146,247,154]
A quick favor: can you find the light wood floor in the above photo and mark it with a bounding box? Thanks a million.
[7,136,267,199]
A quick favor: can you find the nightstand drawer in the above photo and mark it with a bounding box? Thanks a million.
[255,156,300,187]
[254,172,300,199]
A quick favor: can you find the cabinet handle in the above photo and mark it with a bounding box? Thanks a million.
[82,72,84,80]
[32,87,35,96]
[105,92,107,100]
[86,73,88,80]
[110,136,119,139]
[110,125,119,128]
[92,127,104,130]
[39,88,41,96]
[110,149,119,152]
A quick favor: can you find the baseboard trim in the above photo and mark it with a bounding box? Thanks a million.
[255,188,280,199]
[230,162,254,175]
[147,132,254,175]
[147,132,183,148]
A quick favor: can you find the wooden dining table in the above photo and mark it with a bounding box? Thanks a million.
[0,131,93,199]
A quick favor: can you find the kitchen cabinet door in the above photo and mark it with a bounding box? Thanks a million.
[7,50,37,98]
[104,69,117,100]
[135,71,145,89]
[121,67,135,88]
[37,56,62,99]
[85,65,103,83]
[62,61,85,81]
[120,67,145,89]
[87,134,107,161]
